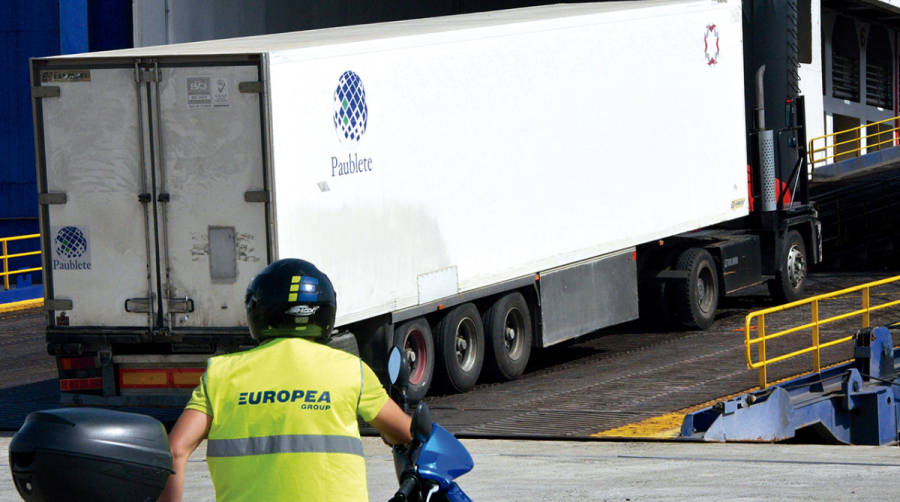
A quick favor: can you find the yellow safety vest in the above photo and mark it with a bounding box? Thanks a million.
[186,337,388,502]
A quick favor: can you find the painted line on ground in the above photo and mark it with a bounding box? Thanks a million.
[0,298,43,314]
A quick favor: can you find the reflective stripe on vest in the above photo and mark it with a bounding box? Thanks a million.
[207,434,364,458]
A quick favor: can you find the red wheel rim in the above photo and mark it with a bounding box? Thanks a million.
[405,329,427,384]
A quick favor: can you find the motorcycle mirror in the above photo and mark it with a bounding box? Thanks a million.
[387,345,409,386]
[411,401,433,443]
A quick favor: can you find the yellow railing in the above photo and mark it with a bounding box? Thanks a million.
[745,275,900,388]
[1,234,42,290]
[808,115,900,171]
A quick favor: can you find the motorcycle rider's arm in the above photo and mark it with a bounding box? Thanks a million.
[370,398,412,445]
[158,409,212,502]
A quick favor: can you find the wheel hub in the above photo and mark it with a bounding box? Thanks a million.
[696,266,715,314]
[404,330,427,384]
[786,244,806,288]
[503,309,524,357]
[455,318,477,370]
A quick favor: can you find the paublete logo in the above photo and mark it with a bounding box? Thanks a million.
[332,71,368,143]
[53,226,92,270]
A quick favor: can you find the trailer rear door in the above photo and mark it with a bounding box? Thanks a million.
[152,62,269,329]
[36,66,152,328]
[34,59,271,332]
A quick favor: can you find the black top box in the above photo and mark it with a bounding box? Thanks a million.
[9,408,173,502]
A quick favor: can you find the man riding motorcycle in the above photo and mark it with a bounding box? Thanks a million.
[158,259,412,502]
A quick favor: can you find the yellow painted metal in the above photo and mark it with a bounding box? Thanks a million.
[0,298,43,314]
[863,288,870,327]
[0,234,41,290]
[808,114,900,172]
[746,275,900,388]
[757,315,767,389]
[811,300,820,373]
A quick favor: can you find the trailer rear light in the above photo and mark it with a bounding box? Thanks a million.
[59,356,98,370]
[60,377,102,391]
[119,368,204,389]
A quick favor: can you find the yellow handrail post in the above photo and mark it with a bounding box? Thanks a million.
[862,287,870,328]
[2,240,8,290]
[758,315,767,389]
[811,300,820,373]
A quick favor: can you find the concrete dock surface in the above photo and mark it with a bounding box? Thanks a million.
[3,435,900,501]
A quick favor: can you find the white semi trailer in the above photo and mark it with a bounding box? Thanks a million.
[32,0,821,404]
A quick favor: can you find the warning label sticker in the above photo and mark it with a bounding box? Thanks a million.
[212,77,230,107]
[187,77,230,109]
[187,77,211,108]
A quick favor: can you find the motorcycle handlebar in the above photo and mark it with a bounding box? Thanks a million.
[389,475,418,502]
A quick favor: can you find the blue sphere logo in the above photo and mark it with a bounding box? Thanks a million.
[333,71,368,143]
[56,226,87,259]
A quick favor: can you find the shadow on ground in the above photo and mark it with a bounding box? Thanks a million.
[0,380,183,431]
[0,380,59,430]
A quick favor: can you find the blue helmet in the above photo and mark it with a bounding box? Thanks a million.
[244,259,337,342]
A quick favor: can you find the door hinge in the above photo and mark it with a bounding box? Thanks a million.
[38,192,67,205]
[244,190,269,203]
[134,62,160,83]
[32,86,61,99]
[238,81,264,94]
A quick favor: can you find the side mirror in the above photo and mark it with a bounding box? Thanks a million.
[388,345,411,412]
[388,345,409,387]
[411,401,433,443]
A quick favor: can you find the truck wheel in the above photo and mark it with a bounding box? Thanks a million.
[768,230,807,303]
[483,292,532,381]
[670,248,718,330]
[435,303,485,393]
[393,318,434,402]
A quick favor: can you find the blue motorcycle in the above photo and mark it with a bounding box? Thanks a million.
[387,346,474,502]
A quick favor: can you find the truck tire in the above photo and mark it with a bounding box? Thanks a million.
[393,318,435,402]
[483,292,532,381]
[435,303,485,393]
[768,230,807,303]
[669,248,718,330]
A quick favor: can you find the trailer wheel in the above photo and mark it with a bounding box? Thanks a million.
[393,318,435,402]
[483,292,532,381]
[768,230,807,303]
[435,303,485,393]
[670,248,718,330]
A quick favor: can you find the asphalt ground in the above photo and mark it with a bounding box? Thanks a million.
[3,435,900,501]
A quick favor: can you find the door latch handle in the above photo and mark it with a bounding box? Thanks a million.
[157,192,170,203]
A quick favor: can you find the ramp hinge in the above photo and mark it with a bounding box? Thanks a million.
[239,81,264,93]
[38,192,67,205]
[45,299,73,311]
[32,86,60,99]
[244,190,269,203]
